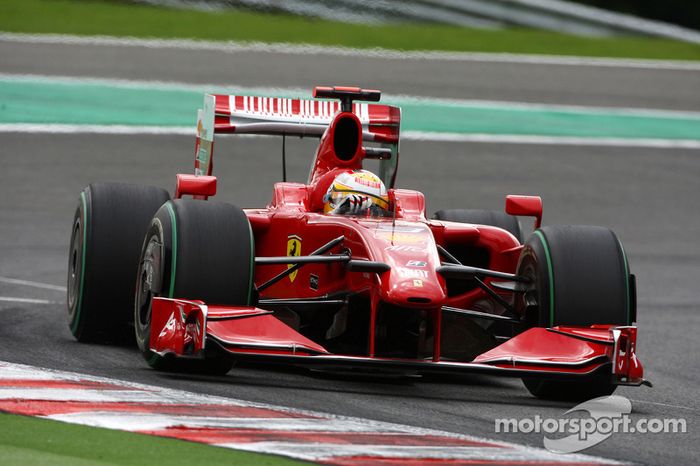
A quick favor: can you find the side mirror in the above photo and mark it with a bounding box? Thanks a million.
[505,195,542,229]
[175,174,217,200]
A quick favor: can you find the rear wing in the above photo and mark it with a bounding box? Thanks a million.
[194,93,401,184]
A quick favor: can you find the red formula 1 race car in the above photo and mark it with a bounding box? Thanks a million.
[67,86,649,400]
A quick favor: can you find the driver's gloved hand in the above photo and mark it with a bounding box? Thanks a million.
[331,195,372,215]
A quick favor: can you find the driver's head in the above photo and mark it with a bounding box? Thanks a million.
[323,169,389,215]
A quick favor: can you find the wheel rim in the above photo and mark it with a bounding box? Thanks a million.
[515,254,540,327]
[136,234,162,328]
[521,264,539,326]
[67,219,81,315]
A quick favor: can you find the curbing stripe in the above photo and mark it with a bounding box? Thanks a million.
[219,442,607,462]
[0,388,168,403]
[0,361,619,465]
[46,412,410,433]
[145,428,489,446]
[0,400,311,418]
[0,379,137,390]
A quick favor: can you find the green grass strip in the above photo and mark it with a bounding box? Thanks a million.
[0,412,308,466]
[1,0,700,60]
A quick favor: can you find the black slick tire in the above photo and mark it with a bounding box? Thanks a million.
[134,199,254,375]
[516,225,633,401]
[67,183,170,343]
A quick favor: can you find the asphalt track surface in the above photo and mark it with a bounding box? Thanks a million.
[1,39,699,464]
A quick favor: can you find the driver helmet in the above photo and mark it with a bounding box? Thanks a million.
[323,169,389,215]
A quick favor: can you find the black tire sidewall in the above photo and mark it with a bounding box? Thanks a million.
[134,212,171,359]
[515,236,552,326]
[518,226,631,327]
[67,190,90,338]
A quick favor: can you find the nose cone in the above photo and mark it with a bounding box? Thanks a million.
[356,220,447,307]
[383,270,446,307]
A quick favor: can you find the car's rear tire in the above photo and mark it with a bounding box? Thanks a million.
[67,183,170,343]
[134,199,255,375]
[516,225,633,401]
[433,209,522,243]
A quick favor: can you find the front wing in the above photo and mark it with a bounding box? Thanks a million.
[150,297,648,385]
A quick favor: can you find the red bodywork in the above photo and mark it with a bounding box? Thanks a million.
[151,88,646,387]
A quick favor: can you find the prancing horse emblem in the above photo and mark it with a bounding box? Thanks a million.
[287,235,302,282]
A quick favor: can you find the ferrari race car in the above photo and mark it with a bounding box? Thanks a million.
[67,86,649,400]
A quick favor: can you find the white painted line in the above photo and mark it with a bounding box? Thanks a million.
[0,72,306,98]
[2,32,699,71]
[630,399,698,412]
[46,412,401,433]
[402,131,700,149]
[2,123,697,149]
[390,94,700,120]
[0,388,166,403]
[0,296,61,305]
[0,367,69,380]
[222,442,611,463]
[0,276,66,292]
[0,124,194,135]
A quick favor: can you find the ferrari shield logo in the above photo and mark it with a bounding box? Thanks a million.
[287,235,302,282]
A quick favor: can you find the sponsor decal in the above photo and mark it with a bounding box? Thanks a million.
[287,235,302,283]
[406,260,427,267]
[375,224,424,233]
[398,268,429,279]
[374,224,427,244]
[385,245,424,253]
[376,231,424,244]
[195,140,212,176]
[310,274,319,291]
[352,171,382,189]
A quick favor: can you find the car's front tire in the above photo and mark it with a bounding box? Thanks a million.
[134,199,255,375]
[516,225,633,401]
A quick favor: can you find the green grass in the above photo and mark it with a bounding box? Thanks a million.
[0,413,308,466]
[1,0,700,60]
